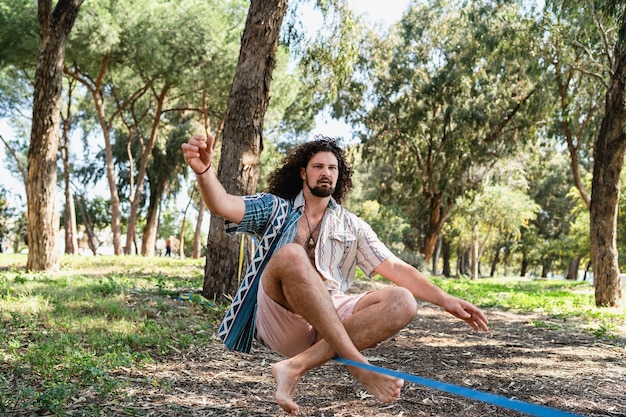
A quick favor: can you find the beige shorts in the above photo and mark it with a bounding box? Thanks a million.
[255,283,368,358]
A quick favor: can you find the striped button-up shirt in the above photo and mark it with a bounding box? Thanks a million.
[229,191,393,295]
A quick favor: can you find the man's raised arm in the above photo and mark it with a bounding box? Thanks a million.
[181,134,246,224]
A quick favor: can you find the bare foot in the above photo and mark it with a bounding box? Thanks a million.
[272,360,301,415]
[348,364,404,403]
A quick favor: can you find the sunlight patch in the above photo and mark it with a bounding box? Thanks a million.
[0,295,52,316]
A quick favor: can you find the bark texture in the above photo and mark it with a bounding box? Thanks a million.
[203,0,288,299]
[27,0,84,270]
[590,44,626,307]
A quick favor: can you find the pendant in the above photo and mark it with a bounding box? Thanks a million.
[307,236,315,248]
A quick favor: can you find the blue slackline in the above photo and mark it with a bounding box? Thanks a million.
[334,357,585,417]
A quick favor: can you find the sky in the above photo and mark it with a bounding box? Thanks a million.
[0,1,410,214]
[349,0,408,27]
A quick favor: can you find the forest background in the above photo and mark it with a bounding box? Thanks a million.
[0,0,625,308]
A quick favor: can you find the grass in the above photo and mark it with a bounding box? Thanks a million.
[0,254,223,416]
[428,275,626,339]
[0,254,624,415]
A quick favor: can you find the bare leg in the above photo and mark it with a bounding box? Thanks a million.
[261,244,417,414]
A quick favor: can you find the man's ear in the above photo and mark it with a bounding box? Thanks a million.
[300,167,306,181]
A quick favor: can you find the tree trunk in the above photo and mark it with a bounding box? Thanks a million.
[458,247,470,277]
[76,194,98,255]
[203,0,288,300]
[96,89,124,255]
[140,179,167,257]
[65,56,124,255]
[583,261,592,281]
[590,45,626,307]
[27,0,83,271]
[441,237,451,277]
[61,76,77,255]
[566,257,581,281]
[63,186,78,254]
[179,216,187,259]
[125,85,170,255]
[192,199,205,259]
[469,224,479,279]
[502,243,512,276]
[178,192,195,259]
[61,135,78,255]
[520,251,529,277]
[431,233,441,275]
[490,247,500,277]
[422,193,450,262]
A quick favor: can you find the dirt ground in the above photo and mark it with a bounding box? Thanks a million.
[69,282,626,417]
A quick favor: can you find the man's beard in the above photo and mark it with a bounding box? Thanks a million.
[307,180,335,197]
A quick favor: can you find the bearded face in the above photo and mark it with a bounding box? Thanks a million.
[301,151,339,198]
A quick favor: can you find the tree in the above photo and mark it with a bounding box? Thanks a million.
[563,191,591,280]
[344,0,545,262]
[203,0,289,299]
[542,2,605,209]
[27,0,83,271]
[590,0,626,307]
[59,75,79,254]
[65,0,244,256]
[447,184,538,279]
[523,144,579,277]
[142,118,191,257]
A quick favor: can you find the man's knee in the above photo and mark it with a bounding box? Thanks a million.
[265,244,307,274]
[277,242,308,257]
[385,287,418,326]
[263,243,316,290]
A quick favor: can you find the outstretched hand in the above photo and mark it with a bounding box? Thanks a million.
[443,297,489,331]
[181,133,215,175]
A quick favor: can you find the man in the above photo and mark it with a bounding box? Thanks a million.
[182,134,489,415]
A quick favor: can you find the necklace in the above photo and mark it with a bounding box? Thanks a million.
[303,210,324,249]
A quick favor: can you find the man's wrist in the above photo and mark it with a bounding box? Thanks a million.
[194,162,212,176]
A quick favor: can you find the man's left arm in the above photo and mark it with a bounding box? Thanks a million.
[373,255,489,331]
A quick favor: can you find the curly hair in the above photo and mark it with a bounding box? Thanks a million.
[266,135,353,203]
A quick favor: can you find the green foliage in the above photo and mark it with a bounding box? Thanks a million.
[522,144,583,275]
[356,201,404,247]
[339,0,547,257]
[0,0,38,67]
[0,185,13,247]
[451,184,539,246]
[263,46,304,140]
[73,195,111,231]
[444,182,539,277]
[344,149,424,269]
[293,0,361,105]
[258,139,285,192]
[0,66,33,120]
